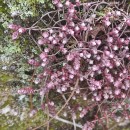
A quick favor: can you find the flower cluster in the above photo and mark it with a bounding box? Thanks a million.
[17,87,34,94]
[8,24,26,40]
[9,0,130,129]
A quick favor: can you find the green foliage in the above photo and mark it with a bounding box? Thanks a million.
[0,0,50,129]
[2,0,53,19]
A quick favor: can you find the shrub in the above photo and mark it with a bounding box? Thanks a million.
[9,0,130,129]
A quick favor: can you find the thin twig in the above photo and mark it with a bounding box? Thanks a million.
[32,79,79,130]
[49,114,82,129]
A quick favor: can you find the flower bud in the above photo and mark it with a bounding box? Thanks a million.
[126,19,130,26]
[65,0,70,6]
[18,27,26,34]
[115,89,121,95]
[38,38,44,45]
[115,11,121,16]
[12,31,19,40]
[104,20,111,26]
[40,52,47,60]
[57,3,63,8]
[52,0,59,5]
[107,37,113,43]
[8,24,20,30]
[113,45,118,50]
[48,36,53,41]
[42,32,49,38]
[62,26,67,31]
[75,26,80,31]
[69,8,75,14]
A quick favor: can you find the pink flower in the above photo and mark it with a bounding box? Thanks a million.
[69,22,75,27]
[18,27,26,34]
[57,2,63,8]
[28,59,39,66]
[47,82,54,89]
[66,53,75,61]
[12,31,19,40]
[126,19,130,26]
[68,8,75,14]
[115,11,121,16]
[69,74,74,79]
[104,20,111,26]
[75,26,80,31]
[29,109,37,117]
[74,63,80,70]
[92,65,99,71]
[107,37,113,43]
[38,39,44,45]
[42,32,49,38]
[95,95,101,101]
[40,52,47,60]
[59,32,64,38]
[52,0,59,5]
[68,29,74,35]
[8,24,20,30]
[96,40,101,45]
[48,36,53,41]
[65,1,71,6]
[62,26,67,31]
[115,89,121,95]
